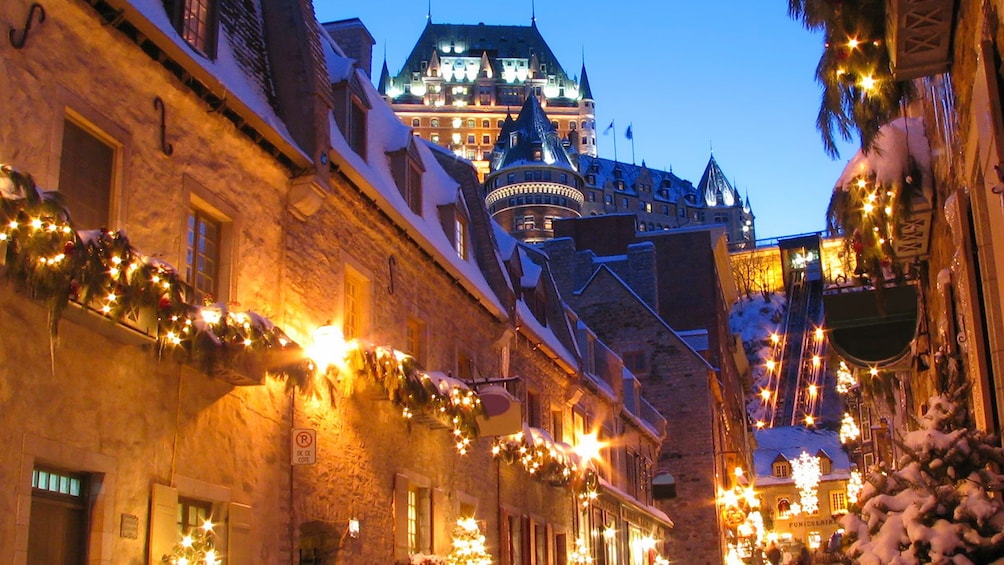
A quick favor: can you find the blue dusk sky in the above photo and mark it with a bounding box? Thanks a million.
[314,1,861,240]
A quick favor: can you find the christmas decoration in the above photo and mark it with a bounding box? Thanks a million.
[162,520,220,565]
[446,518,491,565]
[787,0,911,157]
[491,428,599,504]
[0,164,309,383]
[568,538,593,564]
[839,412,860,444]
[840,353,1004,563]
[791,451,822,515]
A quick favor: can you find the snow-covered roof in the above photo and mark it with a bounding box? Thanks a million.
[753,427,852,486]
[127,0,307,163]
[318,29,506,320]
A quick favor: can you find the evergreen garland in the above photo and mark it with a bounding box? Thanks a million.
[788,0,912,157]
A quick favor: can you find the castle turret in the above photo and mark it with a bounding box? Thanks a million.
[485,96,585,243]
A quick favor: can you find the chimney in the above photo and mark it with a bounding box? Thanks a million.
[322,18,376,77]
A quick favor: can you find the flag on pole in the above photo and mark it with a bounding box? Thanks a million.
[625,124,633,140]
[603,120,614,135]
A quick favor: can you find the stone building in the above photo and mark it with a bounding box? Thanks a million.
[540,214,754,564]
[0,2,670,564]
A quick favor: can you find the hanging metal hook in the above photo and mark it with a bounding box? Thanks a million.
[387,255,397,294]
[153,97,174,156]
[9,3,45,49]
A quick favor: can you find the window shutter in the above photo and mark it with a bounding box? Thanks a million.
[432,488,449,554]
[149,483,179,563]
[500,510,511,565]
[521,516,532,565]
[393,473,410,561]
[227,502,253,564]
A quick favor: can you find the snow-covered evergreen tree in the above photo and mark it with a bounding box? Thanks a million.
[841,353,1004,564]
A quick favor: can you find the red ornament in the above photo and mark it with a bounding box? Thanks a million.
[158,295,172,310]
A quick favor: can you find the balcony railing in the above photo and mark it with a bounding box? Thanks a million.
[886,0,955,80]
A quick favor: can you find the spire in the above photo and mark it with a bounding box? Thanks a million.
[744,190,752,213]
[377,57,391,95]
[697,153,736,207]
[426,0,431,22]
[531,0,536,26]
[578,62,593,100]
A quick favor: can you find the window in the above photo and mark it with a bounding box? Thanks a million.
[177,496,213,534]
[543,216,554,230]
[431,134,440,143]
[186,207,221,300]
[622,198,629,209]
[406,317,426,365]
[388,141,425,214]
[830,490,847,514]
[343,266,370,340]
[430,118,439,128]
[526,390,542,428]
[169,0,218,56]
[622,351,646,373]
[467,134,476,144]
[455,216,468,260]
[333,77,370,158]
[506,514,524,565]
[412,118,421,127]
[467,119,476,128]
[534,522,547,565]
[482,134,491,144]
[29,466,89,563]
[482,119,490,128]
[551,410,564,443]
[604,195,612,205]
[777,497,792,519]
[59,118,115,230]
[773,461,790,478]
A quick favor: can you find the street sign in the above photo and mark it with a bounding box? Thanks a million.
[292,428,316,465]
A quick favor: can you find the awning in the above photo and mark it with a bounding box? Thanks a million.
[823,283,918,369]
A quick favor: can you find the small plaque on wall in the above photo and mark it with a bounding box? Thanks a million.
[120,513,139,539]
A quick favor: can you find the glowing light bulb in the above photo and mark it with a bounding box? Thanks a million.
[860,75,876,90]
[760,389,771,401]
[848,38,860,48]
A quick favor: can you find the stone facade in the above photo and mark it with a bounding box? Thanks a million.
[0,1,670,563]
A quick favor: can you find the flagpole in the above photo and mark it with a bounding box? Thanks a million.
[629,123,635,165]
[604,119,618,162]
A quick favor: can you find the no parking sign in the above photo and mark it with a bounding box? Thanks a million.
[292,428,316,465]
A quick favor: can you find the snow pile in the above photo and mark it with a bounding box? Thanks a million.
[834,117,932,195]
[729,293,786,423]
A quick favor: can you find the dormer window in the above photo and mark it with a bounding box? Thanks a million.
[333,74,372,159]
[388,140,425,215]
[773,460,790,478]
[510,132,519,148]
[169,0,219,58]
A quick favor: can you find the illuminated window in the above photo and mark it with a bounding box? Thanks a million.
[467,119,476,128]
[170,0,218,57]
[455,216,468,260]
[430,118,439,128]
[185,208,222,300]
[776,497,792,519]
[551,410,564,443]
[412,118,420,127]
[407,486,430,554]
[482,119,490,128]
[177,496,212,534]
[59,118,115,230]
[773,461,790,478]
[830,490,847,514]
